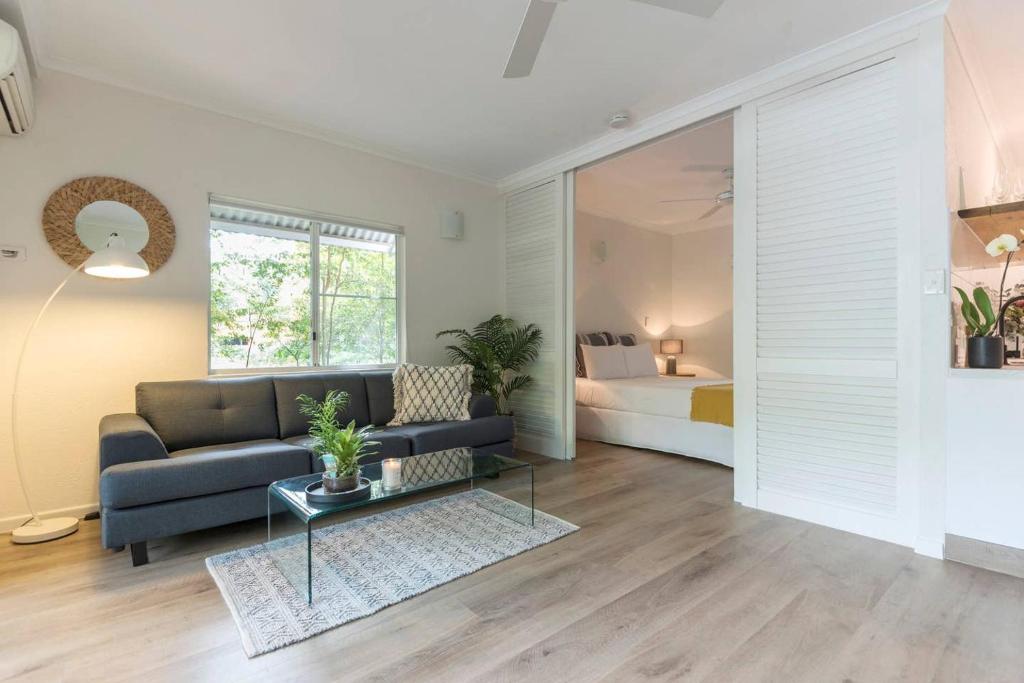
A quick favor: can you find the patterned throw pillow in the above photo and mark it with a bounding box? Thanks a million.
[603,331,638,347]
[388,363,473,426]
[575,332,608,377]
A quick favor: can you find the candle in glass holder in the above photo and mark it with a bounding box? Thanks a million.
[381,458,402,490]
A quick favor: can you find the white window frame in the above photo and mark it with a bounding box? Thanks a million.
[207,194,406,375]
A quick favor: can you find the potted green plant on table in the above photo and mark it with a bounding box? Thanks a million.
[437,314,543,415]
[297,390,380,493]
[955,233,1021,369]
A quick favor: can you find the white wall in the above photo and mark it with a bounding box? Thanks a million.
[573,212,672,346]
[945,25,1001,211]
[670,226,732,378]
[947,373,1024,549]
[573,214,733,377]
[943,16,1024,551]
[0,70,504,529]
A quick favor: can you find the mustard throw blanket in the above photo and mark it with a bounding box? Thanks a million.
[690,383,734,427]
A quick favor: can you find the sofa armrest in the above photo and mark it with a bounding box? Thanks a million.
[469,393,498,419]
[99,414,169,471]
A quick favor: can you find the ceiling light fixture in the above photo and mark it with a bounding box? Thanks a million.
[608,112,631,129]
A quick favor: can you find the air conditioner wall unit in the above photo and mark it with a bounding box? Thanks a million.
[0,19,34,136]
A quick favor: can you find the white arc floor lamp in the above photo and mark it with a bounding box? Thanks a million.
[10,233,150,544]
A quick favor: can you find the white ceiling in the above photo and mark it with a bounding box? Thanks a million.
[22,0,933,183]
[947,0,1024,173]
[576,115,733,235]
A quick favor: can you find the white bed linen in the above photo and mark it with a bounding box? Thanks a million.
[576,406,733,467]
[575,376,731,421]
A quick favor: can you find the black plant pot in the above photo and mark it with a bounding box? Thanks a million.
[967,336,1004,369]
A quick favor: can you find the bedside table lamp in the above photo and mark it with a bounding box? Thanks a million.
[660,339,684,375]
[10,233,149,544]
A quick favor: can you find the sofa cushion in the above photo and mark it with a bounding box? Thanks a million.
[136,376,279,452]
[469,393,498,419]
[364,370,396,425]
[284,429,410,469]
[272,372,370,438]
[387,415,514,454]
[100,439,310,509]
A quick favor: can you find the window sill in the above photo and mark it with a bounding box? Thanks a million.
[208,363,398,377]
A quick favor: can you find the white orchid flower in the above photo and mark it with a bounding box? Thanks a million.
[986,234,1019,257]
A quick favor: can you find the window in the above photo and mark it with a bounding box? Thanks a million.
[209,197,401,371]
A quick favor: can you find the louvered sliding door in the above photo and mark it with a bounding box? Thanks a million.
[751,56,913,544]
[505,178,569,459]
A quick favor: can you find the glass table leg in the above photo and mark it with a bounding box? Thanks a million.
[530,464,535,527]
[472,465,535,528]
[306,523,312,605]
[266,499,313,604]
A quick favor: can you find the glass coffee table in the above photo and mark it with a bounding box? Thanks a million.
[267,447,533,604]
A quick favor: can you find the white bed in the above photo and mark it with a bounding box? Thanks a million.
[575,376,734,467]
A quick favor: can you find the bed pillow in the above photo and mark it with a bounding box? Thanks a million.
[576,332,638,377]
[580,344,629,380]
[622,344,659,377]
[388,363,472,426]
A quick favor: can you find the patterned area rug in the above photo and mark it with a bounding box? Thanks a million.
[206,489,578,657]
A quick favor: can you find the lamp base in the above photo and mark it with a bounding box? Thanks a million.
[665,356,677,375]
[11,516,79,544]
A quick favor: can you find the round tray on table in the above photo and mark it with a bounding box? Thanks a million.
[304,477,372,505]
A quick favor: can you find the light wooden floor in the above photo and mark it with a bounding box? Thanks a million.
[3,441,1023,682]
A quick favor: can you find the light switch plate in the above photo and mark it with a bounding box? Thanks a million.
[924,268,946,295]
[0,245,26,261]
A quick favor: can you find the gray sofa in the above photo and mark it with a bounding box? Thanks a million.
[98,370,514,566]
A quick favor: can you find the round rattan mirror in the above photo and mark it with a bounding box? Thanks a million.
[43,176,175,273]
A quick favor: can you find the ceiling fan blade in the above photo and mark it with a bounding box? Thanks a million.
[630,0,726,18]
[658,197,714,204]
[503,0,559,79]
[698,203,723,220]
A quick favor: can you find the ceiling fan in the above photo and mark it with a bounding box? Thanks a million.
[659,167,734,221]
[504,0,727,78]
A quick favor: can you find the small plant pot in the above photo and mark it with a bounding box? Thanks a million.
[967,335,1004,369]
[323,471,360,493]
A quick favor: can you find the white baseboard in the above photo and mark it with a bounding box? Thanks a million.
[946,533,1024,580]
[0,502,98,534]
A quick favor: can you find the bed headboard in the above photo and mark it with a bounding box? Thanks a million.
[575,331,637,377]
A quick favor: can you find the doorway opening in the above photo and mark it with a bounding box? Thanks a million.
[571,115,735,468]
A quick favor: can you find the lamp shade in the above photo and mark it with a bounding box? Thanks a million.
[83,233,150,279]
[660,339,683,355]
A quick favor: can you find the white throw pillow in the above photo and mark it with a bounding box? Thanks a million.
[622,344,659,377]
[388,363,472,426]
[580,344,629,380]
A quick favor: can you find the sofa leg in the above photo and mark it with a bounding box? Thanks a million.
[130,541,149,567]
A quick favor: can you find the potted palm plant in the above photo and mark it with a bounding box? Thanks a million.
[955,233,1021,369]
[437,314,543,415]
[297,390,379,493]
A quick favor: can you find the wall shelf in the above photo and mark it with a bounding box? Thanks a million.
[957,200,1024,244]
